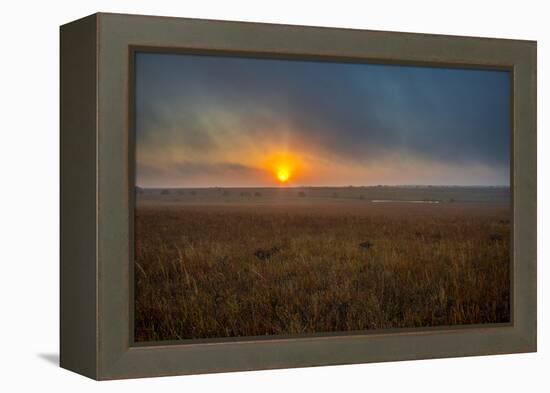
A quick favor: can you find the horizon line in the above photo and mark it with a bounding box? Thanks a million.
[136,184,511,189]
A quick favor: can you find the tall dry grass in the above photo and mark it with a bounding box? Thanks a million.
[134,202,510,341]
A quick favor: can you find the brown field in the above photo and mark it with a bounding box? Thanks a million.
[134,187,510,342]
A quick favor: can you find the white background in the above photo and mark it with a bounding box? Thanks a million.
[0,0,547,391]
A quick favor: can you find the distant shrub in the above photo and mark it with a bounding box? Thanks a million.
[298,191,306,198]
[359,195,365,200]
[254,246,281,261]
[332,193,339,198]
[190,190,197,196]
[160,189,170,195]
[176,189,185,195]
[254,192,262,197]
[223,190,231,196]
[359,241,372,250]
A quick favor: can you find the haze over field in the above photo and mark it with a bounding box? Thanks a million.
[135,53,510,188]
[136,185,511,205]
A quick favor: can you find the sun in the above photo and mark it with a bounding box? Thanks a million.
[276,167,290,183]
[263,151,302,185]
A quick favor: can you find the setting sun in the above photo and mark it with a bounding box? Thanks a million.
[276,167,290,183]
[263,151,303,185]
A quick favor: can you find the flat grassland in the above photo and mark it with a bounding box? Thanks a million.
[134,186,510,342]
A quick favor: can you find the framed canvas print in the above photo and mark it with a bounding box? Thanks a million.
[60,13,537,380]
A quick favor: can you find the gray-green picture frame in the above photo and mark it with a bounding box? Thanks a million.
[60,12,537,380]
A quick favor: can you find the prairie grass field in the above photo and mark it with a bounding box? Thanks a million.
[134,186,511,342]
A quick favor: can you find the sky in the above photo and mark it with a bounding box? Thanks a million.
[135,52,511,188]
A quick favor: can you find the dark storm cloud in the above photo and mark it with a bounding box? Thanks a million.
[135,52,510,185]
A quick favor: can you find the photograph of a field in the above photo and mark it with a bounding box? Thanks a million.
[133,52,511,341]
[134,187,510,341]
